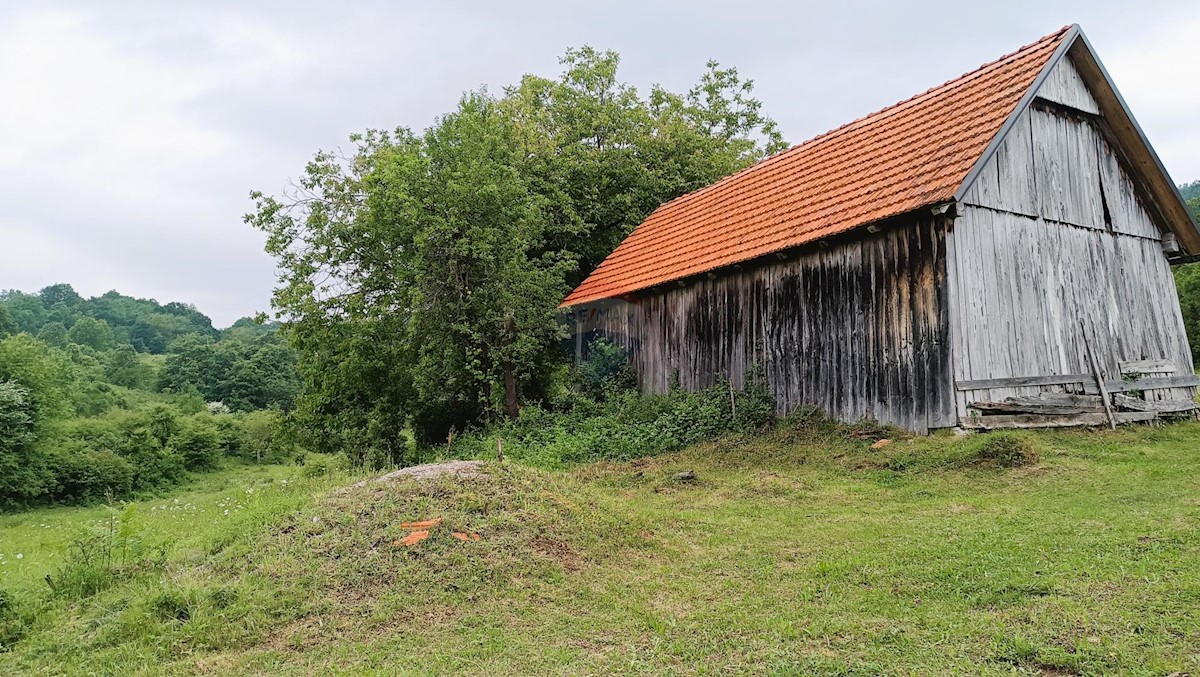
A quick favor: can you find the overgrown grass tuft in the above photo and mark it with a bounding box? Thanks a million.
[975,432,1040,468]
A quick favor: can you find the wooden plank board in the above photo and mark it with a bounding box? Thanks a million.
[969,401,1103,415]
[969,393,1105,415]
[1118,359,1177,375]
[1034,55,1100,115]
[1081,374,1200,394]
[957,373,1092,391]
[960,411,1156,430]
[1112,393,1198,414]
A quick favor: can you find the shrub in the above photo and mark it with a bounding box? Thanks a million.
[44,446,135,504]
[169,418,222,471]
[300,457,329,477]
[454,375,778,468]
[976,432,1039,468]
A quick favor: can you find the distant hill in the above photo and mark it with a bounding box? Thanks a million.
[0,283,265,354]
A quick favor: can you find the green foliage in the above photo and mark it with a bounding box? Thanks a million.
[453,374,777,469]
[0,305,15,338]
[1179,180,1200,204]
[1176,261,1200,364]
[0,381,49,509]
[250,47,785,455]
[67,316,114,351]
[104,345,152,389]
[0,343,293,508]
[0,285,219,356]
[158,333,299,412]
[169,417,222,471]
[35,321,68,348]
[0,334,73,430]
[575,337,636,398]
[45,505,160,600]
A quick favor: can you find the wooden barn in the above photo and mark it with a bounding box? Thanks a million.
[560,25,1200,433]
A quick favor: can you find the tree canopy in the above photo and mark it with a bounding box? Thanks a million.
[249,47,786,452]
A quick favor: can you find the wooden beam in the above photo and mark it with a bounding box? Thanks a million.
[1118,359,1177,375]
[956,374,1091,391]
[1112,394,1199,414]
[960,411,1156,430]
[969,393,1104,415]
[1088,374,1200,394]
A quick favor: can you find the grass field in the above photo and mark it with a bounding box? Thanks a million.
[2,420,1199,675]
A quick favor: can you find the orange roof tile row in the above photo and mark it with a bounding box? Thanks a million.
[561,26,1071,307]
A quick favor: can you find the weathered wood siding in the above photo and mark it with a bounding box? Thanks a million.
[579,216,957,433]
[951,57,1195,416]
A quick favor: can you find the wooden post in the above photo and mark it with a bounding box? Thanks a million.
[1080,322,1116,431]
[497,437,504,464]
[728,376,736,421]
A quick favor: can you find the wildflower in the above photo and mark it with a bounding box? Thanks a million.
[311,516,320,524]
[16,553,23,559]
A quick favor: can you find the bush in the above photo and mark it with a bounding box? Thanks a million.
[168,417,222,471]
[976,432,1039,468]
[451,374,777,469]
[44,446,135,503]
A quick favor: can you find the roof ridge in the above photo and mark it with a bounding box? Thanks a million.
[649,25,1071,219]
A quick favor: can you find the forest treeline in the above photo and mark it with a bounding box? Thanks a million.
[0,285,300,509]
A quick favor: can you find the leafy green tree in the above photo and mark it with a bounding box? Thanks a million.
[38,283,82,309]
[37,322,69,348]
[0,304,15,338]
[0,381,49,507]
[249,47,784,452]
[1,292,46,334]
[0,334,74,429]
[105,345,152,389]
[67,316,114,351]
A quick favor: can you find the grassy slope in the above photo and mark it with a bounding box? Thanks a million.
[3,422,1200,675]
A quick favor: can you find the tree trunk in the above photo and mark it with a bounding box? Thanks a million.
[502,316,520,420]
[503,362,519,420]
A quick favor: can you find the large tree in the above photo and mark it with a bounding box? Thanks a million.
[249,48,785,452]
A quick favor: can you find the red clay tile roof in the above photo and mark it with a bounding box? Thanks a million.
[561,26,1072,307]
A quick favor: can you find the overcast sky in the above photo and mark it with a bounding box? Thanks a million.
[1,1,1196,327]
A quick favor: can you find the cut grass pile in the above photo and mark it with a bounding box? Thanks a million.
[2,419,1200,675]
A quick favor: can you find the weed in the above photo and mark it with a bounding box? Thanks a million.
[976,432,1040,467]
[44,504,163,600]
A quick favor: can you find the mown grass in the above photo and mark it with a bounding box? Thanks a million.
[2,420,1200,675]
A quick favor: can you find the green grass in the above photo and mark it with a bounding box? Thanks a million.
[3,421,1200,674]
